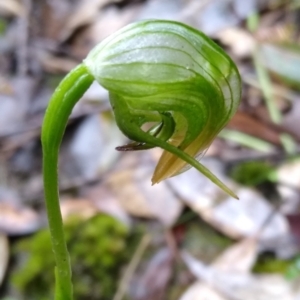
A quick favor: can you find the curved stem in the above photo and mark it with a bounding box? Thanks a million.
[41,64,94,300]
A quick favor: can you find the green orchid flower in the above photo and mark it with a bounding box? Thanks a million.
[41,20,241,300]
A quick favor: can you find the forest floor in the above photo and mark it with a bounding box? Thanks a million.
[1,0,300,299]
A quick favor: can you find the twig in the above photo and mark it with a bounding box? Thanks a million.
[112,234,151,300]
[16,0,31,76]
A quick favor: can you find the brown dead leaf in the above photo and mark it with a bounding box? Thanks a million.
[182,251,295,300]
[103,151,183,226]
[181,212,291,299]
[0,76,14,95]
[137,0,183,20]
[0,202,41,235]
[130,247,174,300]
[25,0,71,41]
[259,43,300,88]
[85,184,131,226]
[60,198,99,221]
[180,0,258,35]
[276,158,300,217]
[0,0,24,17]
[228,111,281,145]
[167,160,288,241]
[106,169,156,219]
[0,76,37,137]
[277,158,300,189]
[216,27,255,58]
[218,274,295,300]
[37,50,78,73]
[181,237,259,279]
[65,113,125,183]
[212,238,258,272]
[283,100,300,141]
[60,0,122,41]
[180,282,228,300]
[201,187,288,240]
[244,73,300,104]
[70,5,139,59]
[60,196,131,229]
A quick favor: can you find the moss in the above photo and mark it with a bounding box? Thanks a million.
[253,252,291,274]
[12,214,141,300]
[230,161,275,186]
[0,18,7,35]
[286,255,300,280]
[182,220,233,264]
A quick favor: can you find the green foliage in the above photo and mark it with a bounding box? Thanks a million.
[253,252,291,274]
[286,255,300,280]
[230,161,275,186]
[12,214,139,300]
[0,18,6,35]
[260,43,300,91]
[183,220,233,264]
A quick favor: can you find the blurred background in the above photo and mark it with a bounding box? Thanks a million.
[1,0,300,299]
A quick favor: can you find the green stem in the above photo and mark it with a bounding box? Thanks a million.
[41,64,94,300]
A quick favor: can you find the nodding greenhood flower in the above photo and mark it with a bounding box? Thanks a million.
[83,20,241,197]
[42,19,241,300]
[43,20,241,200]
